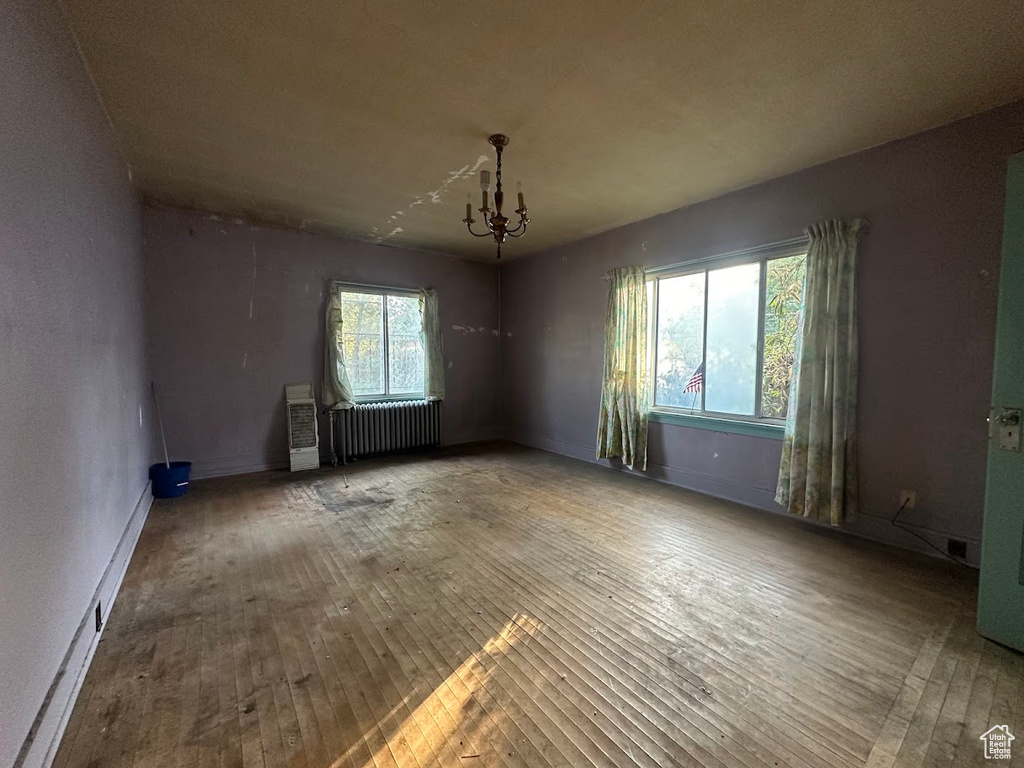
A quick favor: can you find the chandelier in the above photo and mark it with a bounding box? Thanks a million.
[462,134,529,259]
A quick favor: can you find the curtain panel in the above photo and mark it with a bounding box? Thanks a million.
[323,281,356,410]
[420,287,445,401]
[776,218,866,525]
[596,265,649,471]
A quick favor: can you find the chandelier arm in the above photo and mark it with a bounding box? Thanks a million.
[465,221,494,238]
[507,213,529,235]
[478,210,500,233]
[507,222,529,238]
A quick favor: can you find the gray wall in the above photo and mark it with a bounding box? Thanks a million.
[142,206,500,478]
[500,100,1024,562]
[0,0,149,763]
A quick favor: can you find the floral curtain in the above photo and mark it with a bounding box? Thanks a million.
[323,282,355,410]
[419,288,445,401]
[776,218,865,525]
[596,265,649,471]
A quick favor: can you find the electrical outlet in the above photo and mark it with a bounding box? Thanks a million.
[899,490,917,510]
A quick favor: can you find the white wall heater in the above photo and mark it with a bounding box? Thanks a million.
[285,383,320,472]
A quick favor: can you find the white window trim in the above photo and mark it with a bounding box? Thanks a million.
[335,283,426,402]
[647,237,808,431]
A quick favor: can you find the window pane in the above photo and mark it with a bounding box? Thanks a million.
[386,295,425,395]
[762,254,807,419]
[340,292,384,396]
[654,273,705,409]
[705,263,760,415]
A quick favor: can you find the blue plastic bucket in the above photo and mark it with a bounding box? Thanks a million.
[149,461,192,498]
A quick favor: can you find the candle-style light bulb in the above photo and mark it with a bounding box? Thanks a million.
[480,170,491,211]
[465,193,472,222]
[517,180,525,211]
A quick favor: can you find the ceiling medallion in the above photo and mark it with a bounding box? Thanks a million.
[462,134,529,259]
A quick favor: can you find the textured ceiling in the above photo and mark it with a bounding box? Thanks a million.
[63,0,1024,260]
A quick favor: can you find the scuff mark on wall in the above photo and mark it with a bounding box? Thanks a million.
[451,324,501,337]
[248,232,257,321]
[242,351,248,369]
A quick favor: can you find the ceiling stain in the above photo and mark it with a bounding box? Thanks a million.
[62,0,1024,261]
[375,154,489,243]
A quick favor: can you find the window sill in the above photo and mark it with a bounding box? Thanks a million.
[648,409,785,439]
[354,395,427,404]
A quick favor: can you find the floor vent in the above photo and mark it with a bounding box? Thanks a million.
[331,400,441,465]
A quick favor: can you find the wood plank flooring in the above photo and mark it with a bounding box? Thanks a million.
[52,442,1023,767]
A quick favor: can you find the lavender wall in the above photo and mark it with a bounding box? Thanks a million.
[143,206,499,478]
[0,0,149,763]
[501,100,1024,563]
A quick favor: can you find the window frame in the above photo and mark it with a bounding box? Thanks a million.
[334,283,425,402]
[646,238,808,436]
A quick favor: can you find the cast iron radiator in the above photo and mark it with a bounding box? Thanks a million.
[329,400,441,465]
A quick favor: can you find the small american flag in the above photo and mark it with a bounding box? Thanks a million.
[684,362,704,393]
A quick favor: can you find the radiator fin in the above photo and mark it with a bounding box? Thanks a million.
[333,400,441,464]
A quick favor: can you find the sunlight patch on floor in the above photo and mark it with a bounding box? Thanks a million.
[330,613,544,767]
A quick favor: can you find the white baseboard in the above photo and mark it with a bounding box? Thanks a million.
[444,427,503,446]
[14,481,154,768]
[189,451,289,479]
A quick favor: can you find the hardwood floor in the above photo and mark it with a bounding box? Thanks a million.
[52,442,1021,768]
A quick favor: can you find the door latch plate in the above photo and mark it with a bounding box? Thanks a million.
[995,407,1022,452]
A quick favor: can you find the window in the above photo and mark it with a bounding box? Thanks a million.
[338,288,425,400]
[648,244,807,424]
